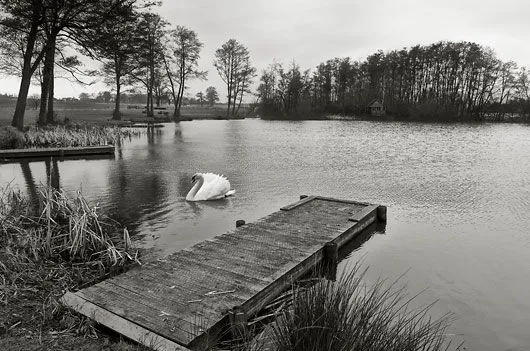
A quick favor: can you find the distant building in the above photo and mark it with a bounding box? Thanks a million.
[369,101,385,116]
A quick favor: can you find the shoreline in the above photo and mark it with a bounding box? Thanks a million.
[260,113,530,124]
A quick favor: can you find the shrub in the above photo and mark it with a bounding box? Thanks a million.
[0,126,25,149]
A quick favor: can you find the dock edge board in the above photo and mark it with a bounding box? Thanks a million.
[61,292,191,351]
[280,195,375,211]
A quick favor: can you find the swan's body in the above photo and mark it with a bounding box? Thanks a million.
[186,173,235,201]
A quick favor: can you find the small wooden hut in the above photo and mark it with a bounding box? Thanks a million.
[369,101,385,116]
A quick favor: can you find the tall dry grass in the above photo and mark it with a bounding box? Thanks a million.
[0,185,136,266]
[253,264,462,351]
[0,184,139,339]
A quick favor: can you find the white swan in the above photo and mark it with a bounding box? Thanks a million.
[186,173,235,201]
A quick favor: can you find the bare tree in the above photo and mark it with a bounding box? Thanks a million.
[213,39,256,118]
[130,12,166,117]
[87,5,143,119]
[0,25,28,76]
[1,0,46,130]
[0,0,138,129]
[163,25,206,118]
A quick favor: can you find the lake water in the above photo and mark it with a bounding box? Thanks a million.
[1,119,529,350]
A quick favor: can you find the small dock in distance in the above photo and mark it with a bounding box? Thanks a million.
[0,145,114,161]
[61,195,387,351]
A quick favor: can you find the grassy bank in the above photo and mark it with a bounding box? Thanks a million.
[0,185,143,350]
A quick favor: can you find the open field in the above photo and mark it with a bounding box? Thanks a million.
[0,98,252,126]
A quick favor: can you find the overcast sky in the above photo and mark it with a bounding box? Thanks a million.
[2,0,530,100]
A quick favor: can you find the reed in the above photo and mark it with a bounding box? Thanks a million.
[1,186,136,266]
[0,184,139,344]
[22,124,143,148]
[254,264,462,351]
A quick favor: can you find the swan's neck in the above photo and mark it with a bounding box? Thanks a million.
[186,176,204,200]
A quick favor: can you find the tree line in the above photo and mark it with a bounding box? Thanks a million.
[0,0,256,130]
[258,41,530,121]
[76,88,219,107]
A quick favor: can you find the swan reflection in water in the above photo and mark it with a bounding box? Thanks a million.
[185,197,232,217]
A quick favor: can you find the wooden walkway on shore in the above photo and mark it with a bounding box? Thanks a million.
[0,145,114,160]
[61,195,386,351]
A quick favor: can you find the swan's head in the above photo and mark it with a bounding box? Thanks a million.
[191,173,201,183]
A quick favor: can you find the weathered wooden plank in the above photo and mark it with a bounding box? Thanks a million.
[313,195,372,207]
[117,257,262,294]
[348,204,379,222]
[335,207,378,248]
[182,245,280,278]
[217,232,314,255]
[173,248,277,280]
[108,268,249,310]
[252,218,347,239]
[111,261,259,310]
[250,220,345,240]
[280,195,316,211]
[103,277,240,331]
[61,292,192,351]
[134,264,261,300]
[243,223,336,240]
[80,281,215,344]
[221,226,330,251]
[283,197,358,216]
[79,281,199,337]
[266,204,352,224]
[249,213,348,233]
[164,254,270,288]
[74,289,196,345]
[239,246,326,317]
[204,237,308,267]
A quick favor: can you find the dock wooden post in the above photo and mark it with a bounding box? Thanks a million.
[229,307,248,340]
[377,205,387,221]
[323,242,338,281]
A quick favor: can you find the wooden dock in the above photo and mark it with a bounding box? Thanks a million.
[130,123,165,128]
[61,195,386,350]
[0,145,114,160]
